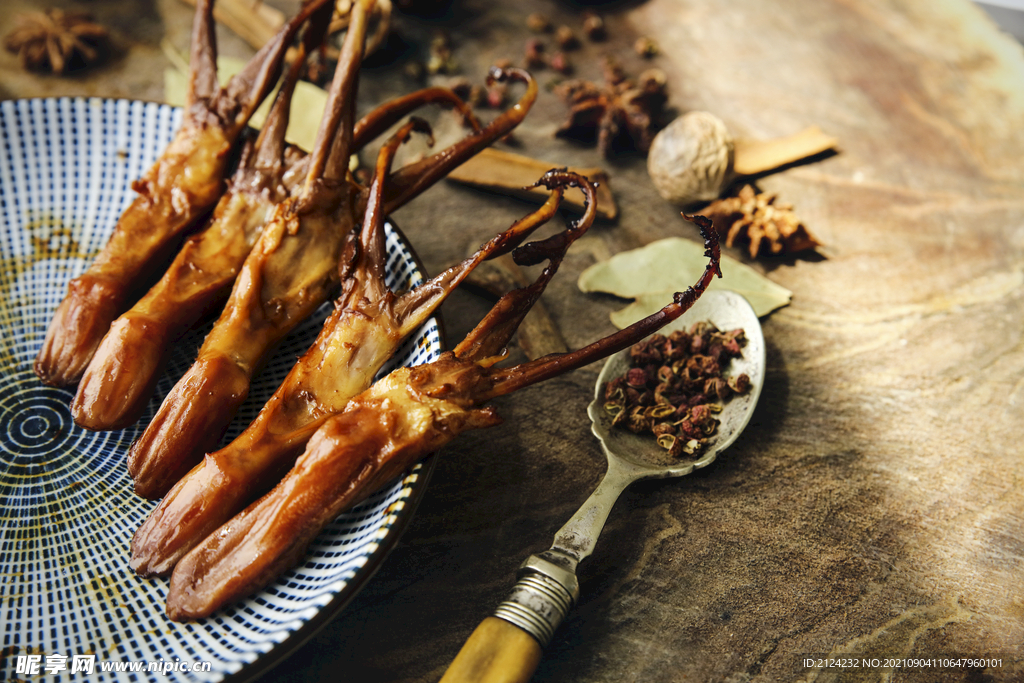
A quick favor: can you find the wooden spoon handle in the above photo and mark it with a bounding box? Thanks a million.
[440,555,578,682]
[439,617,543,683]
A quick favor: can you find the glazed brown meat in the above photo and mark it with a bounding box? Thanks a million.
[33,0,333,387]
[124,0,538,508]
[71,62,488,431]
[130,171,592,576]
[165,359,503,620]
[163,213,723,620]
[71,42,312,431]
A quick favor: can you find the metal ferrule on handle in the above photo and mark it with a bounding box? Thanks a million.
[492,555,580,647]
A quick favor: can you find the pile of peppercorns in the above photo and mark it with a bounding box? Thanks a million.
[603,322,751,457]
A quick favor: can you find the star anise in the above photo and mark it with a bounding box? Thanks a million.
[703,184,821,258]
[554,55,667,157]
[3,9,110,75]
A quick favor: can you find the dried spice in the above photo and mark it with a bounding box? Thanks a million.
[603,323,751,457]
[523,39,546,70]
[402,59,425,82]
[634,36,659,58]
[521,38,570,74]
[426,31,458,75]
[555,25,579,50]
[550,51,572,75]
[555,56,668,157]
[526,13,552,33]
[582,12,606,41]
[648,111,735,206]
[3,9,110,74]
[485,82,507,109]
[703,184,821,257]
[448,78,485,108]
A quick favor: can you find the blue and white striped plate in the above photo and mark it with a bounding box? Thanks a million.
[0,98,441,682]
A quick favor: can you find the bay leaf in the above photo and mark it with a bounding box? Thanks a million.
[578,237,791,326]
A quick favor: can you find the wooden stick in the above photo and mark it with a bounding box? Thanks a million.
[732,126,838,177]
[179,0,284,51]
[447,148,618,221]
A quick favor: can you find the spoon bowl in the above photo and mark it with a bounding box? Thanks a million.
[440,289,766,683]
[589,288,765,477]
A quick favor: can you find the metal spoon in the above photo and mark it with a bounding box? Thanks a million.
[440,289,766,683]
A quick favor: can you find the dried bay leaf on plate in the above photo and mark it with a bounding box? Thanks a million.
[578,237,791,327]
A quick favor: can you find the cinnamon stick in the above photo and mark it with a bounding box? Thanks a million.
[447,148,618,220]
[178,0,283,50]
[732,126,838,177]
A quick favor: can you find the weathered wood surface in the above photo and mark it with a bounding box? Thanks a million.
[2,0,1023,681]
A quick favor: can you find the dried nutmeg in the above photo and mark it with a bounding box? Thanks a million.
[647,111,735,207]
[649,111,838,212]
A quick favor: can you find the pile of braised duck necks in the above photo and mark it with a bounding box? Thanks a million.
[34,0,724,620]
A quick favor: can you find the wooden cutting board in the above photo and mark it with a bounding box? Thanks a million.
[2,0,1021,680]
[304,1,1024,681]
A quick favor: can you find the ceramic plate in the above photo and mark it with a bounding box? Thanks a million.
[0,98,441,681]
